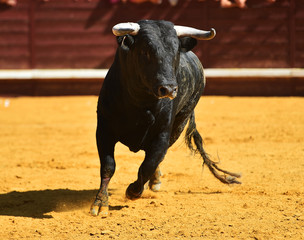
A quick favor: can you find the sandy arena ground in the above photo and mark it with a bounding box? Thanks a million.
[0,96,303,239]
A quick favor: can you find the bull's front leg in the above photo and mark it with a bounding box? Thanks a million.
[90,121,116,217]
[126,132,169,200]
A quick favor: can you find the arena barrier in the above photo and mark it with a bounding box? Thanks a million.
[0,69,303,96]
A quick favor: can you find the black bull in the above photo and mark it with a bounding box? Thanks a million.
[91,20,241,217]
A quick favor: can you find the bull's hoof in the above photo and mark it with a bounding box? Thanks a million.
[90,202,109,218]
[126,183,143,200]
[100,206,109,218]
[149,182,161,192]
[90,203,100,216]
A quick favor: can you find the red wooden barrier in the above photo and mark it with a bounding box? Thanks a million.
[0,0,303,69]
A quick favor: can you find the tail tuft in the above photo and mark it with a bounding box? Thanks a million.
[185,112,242,184]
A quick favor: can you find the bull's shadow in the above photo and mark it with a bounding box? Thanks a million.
[0,189,126,219]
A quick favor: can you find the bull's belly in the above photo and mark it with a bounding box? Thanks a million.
[117,119,154,153]
[119,134,145,153]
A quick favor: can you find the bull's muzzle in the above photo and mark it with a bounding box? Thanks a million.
[157,85,178,100]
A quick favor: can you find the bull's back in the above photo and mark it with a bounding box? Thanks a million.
[176,51,205,113]
[168,51,205,146]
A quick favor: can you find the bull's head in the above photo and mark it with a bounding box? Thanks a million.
[112,20,215,100]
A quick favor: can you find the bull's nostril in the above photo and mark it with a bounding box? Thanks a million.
[158,86,169,97]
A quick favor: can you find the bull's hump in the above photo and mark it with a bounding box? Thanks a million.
[179,51,203,77]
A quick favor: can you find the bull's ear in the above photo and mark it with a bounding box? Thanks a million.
[179,37,197,52]
[117,35,135,49]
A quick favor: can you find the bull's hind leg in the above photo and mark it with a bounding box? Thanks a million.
[148,166,162,192]
[90,120,116,217]
[186,112,242,184]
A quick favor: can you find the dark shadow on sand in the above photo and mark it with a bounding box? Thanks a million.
[0,189,128,219]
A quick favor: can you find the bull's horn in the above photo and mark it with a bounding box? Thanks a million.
[112,22,140,36]
[174,26,216,40]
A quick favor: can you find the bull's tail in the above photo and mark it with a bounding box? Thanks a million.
[185,112,242,184]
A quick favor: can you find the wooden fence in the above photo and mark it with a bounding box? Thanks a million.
[0,0,303,70]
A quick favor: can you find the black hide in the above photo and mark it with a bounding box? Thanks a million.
[90,20,241,217]
[97,20,204,153]
[94,20,205,213]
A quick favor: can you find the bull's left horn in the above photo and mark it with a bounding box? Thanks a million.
[174,26,216,40]
[112,22,140,36]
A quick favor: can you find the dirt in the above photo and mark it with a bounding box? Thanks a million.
[0,96,303,240]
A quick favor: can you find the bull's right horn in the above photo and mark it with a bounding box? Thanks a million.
[112,22,140,36]
[174,26,216,40]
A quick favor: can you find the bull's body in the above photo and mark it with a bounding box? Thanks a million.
[98,51,203,152]
[91,20,240,217]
